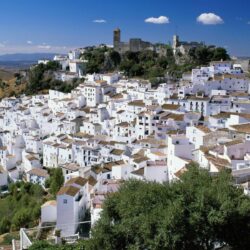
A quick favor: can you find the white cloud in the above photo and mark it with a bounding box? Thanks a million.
[37,44,51,50]
[27,40,33,45]
[0,43,5,48]
[93,19,106,23]
[197,13,224,25]
[145,16,170,24]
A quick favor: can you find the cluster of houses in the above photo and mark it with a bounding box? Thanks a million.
[38,48,86,82]
[1,59,250,240]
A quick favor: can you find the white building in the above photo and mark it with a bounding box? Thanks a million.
[56,177,88,237]
[41,200,57,223]
[167,135,194,182]
[0,166,8,187]
[26,168,49,187]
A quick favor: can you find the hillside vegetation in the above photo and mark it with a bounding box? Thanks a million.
[0,45,230,98]
[0,69,28,98]
[0,182,44,234]
[0,169,64,237]
[82,45,230,85]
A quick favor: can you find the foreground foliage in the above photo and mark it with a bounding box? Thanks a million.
[28,165,250,249]
[88,165,250,250]
[29,240,87,250]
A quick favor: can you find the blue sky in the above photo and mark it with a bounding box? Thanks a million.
[0,0,249,56]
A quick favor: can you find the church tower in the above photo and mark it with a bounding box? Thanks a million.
[173,35,179,49]
[172,35,179,55]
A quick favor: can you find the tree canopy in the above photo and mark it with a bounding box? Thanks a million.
[46,168,64,196]
[25,61,81,95]
[82,45,230,84]
[88,164,250,250]
[188,46,230,66]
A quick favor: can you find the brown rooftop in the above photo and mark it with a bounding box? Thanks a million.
[128,100,145,107]
[195,125,211,134]
[230,123,250,134]
[133,156,149,164]
[131,167,144,176]
[88,175,97,186]
[161,104,180,110]
[57,185,80,196]
[224,140,243,147]
[27,168,49,178]
[65,177,87,186]
[110,149,124,156]
[42,200,57,207]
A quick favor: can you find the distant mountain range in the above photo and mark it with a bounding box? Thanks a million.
[0,53,57,61]
[0,53,60,70]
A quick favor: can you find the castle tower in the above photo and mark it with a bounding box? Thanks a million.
[113,28,121,51]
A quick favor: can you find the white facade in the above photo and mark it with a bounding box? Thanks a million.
[167,135,194,182]
[41,200,57,223]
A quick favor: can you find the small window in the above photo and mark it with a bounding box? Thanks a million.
[63,199,67,204]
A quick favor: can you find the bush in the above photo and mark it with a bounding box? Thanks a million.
[12,208,30,230]
[0,218,11,234]
[1,182,44,233]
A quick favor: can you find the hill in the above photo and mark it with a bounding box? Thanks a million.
[0,69,15,81]
[0,69,27,98]
[0,53,57,62]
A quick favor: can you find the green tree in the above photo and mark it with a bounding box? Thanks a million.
[119,60,133,76]
[49,168,64,195]
[212,47,230,61]
[12,208,30,230]
[109,50,121,67]
[89,164,250,250]
[130,64,144,77]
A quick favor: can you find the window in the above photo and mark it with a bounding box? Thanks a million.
[63,199,67,204]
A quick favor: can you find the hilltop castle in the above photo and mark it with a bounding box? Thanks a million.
[172,35,205,56]
[113,28,154,53]
[113,28,205,58]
